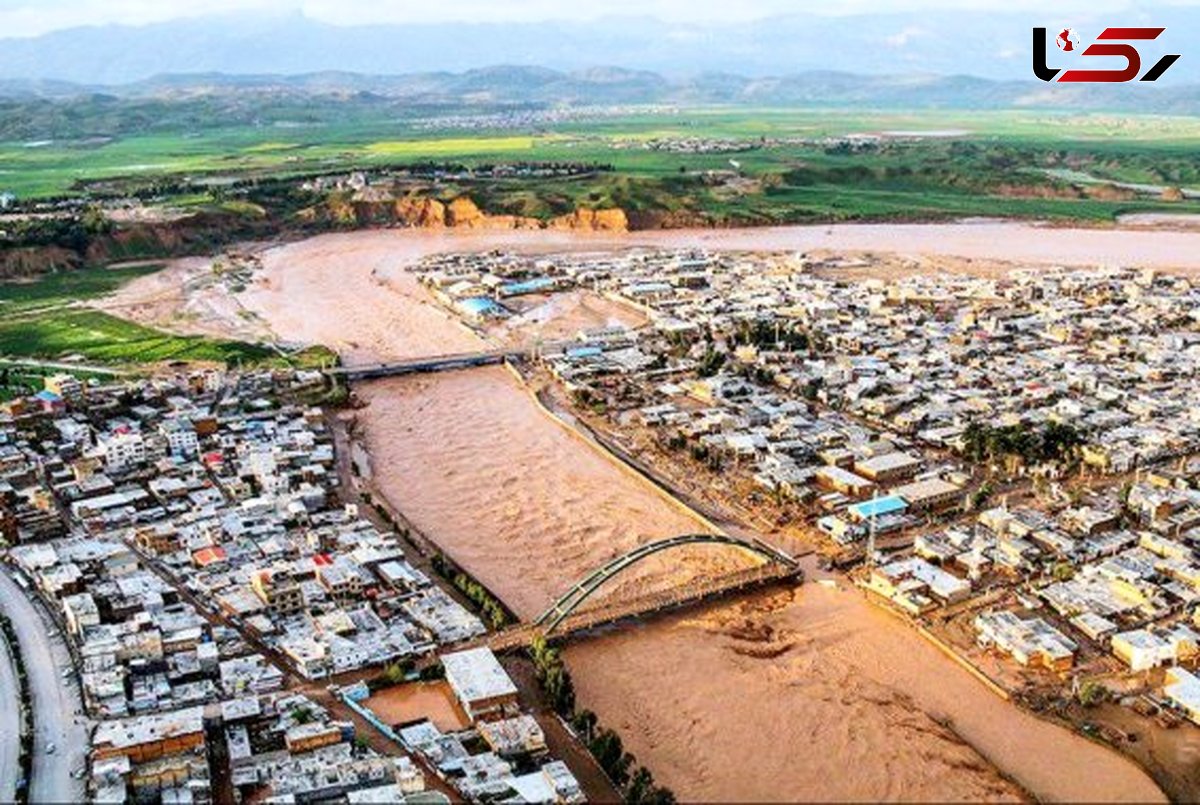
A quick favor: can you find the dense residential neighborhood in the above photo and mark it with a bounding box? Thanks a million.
[0,369,585,803]
[409,245,1200,736]
[11,241,1200,801]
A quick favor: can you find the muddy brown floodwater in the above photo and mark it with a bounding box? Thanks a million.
[352,368,749,620]
[117,226,1182,802]
[567,563,1166,802]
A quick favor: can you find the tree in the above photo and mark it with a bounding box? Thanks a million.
[697,347,726,378]
[589,729,632,787]
[419,663,445,681]
[383,659,413,685]
[971,482,993,511]
[1077,679,1109,707]
[644,788,677,805]
[962,421,988,462]
[571,709,598,742]
[1051,561,1075,582]
[627,767,655,803]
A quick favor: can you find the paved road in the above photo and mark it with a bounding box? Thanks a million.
[0,632,22,802]
[0,570,88,804]
[0,357,128,377]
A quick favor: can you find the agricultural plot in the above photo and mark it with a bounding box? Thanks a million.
[3,108,1200,222]
[0,265,279,366]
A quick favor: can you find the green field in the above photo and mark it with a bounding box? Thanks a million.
[4,108,1200,199]
[3,107,1200,231]
[0,264,308,367]
[0,263,162,312]
[0,308,278,365]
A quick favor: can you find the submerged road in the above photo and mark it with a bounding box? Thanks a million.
[0,570,88,804]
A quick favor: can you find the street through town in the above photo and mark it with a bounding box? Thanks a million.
[0,570,88,804]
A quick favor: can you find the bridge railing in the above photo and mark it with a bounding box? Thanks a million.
[534,533,798,633]
[475,561,802,652]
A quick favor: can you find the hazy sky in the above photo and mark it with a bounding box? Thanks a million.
[0,0,1185,37]
[2,0,1190,36]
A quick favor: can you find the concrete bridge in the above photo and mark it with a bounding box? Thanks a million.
[327,349,530,380]
[326,340,582,381]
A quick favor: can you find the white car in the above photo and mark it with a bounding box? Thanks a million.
[45,743,56,754]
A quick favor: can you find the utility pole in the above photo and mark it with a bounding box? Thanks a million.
[867,488,878,566]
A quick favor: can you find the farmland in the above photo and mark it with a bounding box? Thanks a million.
[0,264,306,367]
[2,108,1200,225]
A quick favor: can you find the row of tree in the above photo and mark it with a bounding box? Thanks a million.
[529,636,675,804]
[961,421,1084,466]
[430,553,512,630]
[0,613,33,804]
[728,319,811,353]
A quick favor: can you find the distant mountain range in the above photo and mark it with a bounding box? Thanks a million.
[0,8,1196,85]
[2,67,1199,119]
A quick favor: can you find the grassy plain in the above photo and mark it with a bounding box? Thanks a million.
[3,109,1200,224]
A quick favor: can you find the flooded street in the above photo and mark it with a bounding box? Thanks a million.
[124,224,1185,801]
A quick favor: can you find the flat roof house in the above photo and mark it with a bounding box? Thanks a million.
[893,478,964,512]
[442,647,519,722]
[814,466,876,499]
[853,451,923,483]
[1164,667,1200,725]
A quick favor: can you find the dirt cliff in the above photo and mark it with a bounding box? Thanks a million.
[1,209,270,281]
[0,245,80,278]
[547,207,628,231]
[394,196,447,227]
[305,191,627,232]
[3,192,629,283]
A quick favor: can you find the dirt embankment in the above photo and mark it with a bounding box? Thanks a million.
[302,191,629,233]
[0,245,80,279]
[0,209,272,281]
[993,183,1139,201]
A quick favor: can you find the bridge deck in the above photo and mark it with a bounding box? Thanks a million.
[329,349,529,379]
[471,562,803,654]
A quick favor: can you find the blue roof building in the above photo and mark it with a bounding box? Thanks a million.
[847,495,907,522]
[456,297,506,320]
[499,277,556,297]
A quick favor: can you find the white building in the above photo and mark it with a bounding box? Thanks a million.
[442,647,519,722]
[99,430,146,471]
[160,419,200,458]
[1164,667,1200,725]
[1112,626,1200,672]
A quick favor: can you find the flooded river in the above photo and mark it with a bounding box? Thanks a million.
[110,224,1183,801]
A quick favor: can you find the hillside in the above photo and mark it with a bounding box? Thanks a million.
[0,9,1196,84]
[3,68,1200,142]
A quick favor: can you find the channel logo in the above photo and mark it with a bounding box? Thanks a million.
[1033,26,1180,82]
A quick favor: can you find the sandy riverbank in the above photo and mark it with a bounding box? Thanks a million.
[107,225,1176,801]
